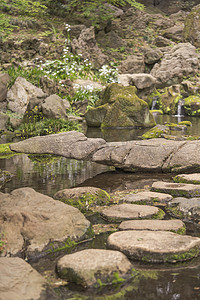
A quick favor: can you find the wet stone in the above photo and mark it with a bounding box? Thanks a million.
[101,203,162,222]
[107,230,200,263]
[151,181,200,198]
[167,197,200,220]
[56,249,132,288]
[119,219,185,233]
[122,191,172,205]
[174,173,200,185]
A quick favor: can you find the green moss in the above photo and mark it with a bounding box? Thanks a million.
[152,208,165,220]
[28,154,60,164]
[151,109,163,114]
[173,175,200,185]
[0,143,13,154]
[166,205,184,219]
[171,224,186,235]
[184,96,200,116]
[142,125,169,139]
[178,121,192,126]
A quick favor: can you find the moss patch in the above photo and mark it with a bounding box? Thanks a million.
[142,125,169,139]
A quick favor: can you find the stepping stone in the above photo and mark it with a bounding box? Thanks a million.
[151,181,200,198]
[107,230,200,263]
[0,257,57,300]
[101,204,164,222]
[174,173,200,185]
[167,197,200,220]
[119,219,185,233]
[56,249,132,288]
[122,191,172,205]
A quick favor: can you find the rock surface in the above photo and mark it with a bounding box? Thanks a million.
[101,203,161,221]
[119,219,185,232]
[0,73,10,102]
[174,173,200,184]
[41,94,67,119]
[0,257,57,300]
[183,4,200,48]
[151,181,200,197]
[57,249,132,288]
[107,230,200,263]
[122,191,173,204]
[0,187,90,257]
[167,197,200,220]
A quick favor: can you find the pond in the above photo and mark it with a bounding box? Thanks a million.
[1,115,200,300]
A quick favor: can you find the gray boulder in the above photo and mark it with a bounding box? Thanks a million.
[118,55,145,74]
[183,4,200,48]
[119,74,156,90]
[57,249,132,288]
[122,191,172,205]
[154,36,174,47]
[151,43,200,88]
[167,197,200,220]
[41,94,67,119]
[7,77,47,114]
[0,257,57,300]
[163,25,184,42]
[144,48,163,65]
[0,113,9,132]
[0,73,10,102]
[0,187,90,257]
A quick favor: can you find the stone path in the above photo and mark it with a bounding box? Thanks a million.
[167,197,200,220]
[122,191,172,204]
[151,181,200,197]
[174,173,200,184]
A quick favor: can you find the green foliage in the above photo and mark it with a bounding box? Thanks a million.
[0,0,47,17]
[0,233,6,254]
[17,118,81,138]
[0,13,17,37]
[0,143,13,154]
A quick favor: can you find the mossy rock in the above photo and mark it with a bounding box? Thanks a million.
[54,187,110,212]
[28,154,60,164]
[178,121,192,127]
[183,95,200,116]
[183,4,200,48]
[142,125,170,139]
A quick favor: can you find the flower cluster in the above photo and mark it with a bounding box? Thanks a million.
[65,23,71,32]
[98,64,118,83]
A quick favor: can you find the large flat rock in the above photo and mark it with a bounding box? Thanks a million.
[101,203,163,222]
[122,191,172,205]
[57,249,132,288]
[119,219,185,233]
[167,197,200,220]
[0,257,57,300]
[174,173,200,184]
[151,181,200,197]
[107,230,200,263]
[0,187,90,258]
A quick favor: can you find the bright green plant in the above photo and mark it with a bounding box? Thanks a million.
[0,13,17,37]
[0,0,47,16]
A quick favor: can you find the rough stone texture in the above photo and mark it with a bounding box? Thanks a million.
[163,25,184,42]
[0,257,57,300]
[144,48,163,65]
[41,94,67,119]
[150,43,200,88]
[107,230,200,263]
[71,27,108,68]
[122,191,172,204]
[0,187,90,257]
[57,249,132,288]
[85,83,155,128]
[0,73,10,102]
[174,173,200,184]
[0,112,9,131]
[167,197,200,220]
[119,219,185,232]
[10,131,106,160]
[183,4,200,48]
[154,36,174,47]
[151,181,200,198]
[118,55,145,74]
[7,77,47,114]
[73,79,104,91]
[119,74,156,90]
[0,169,12,189]
[101,203,160,221]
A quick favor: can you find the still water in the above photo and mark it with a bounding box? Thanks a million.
[1,116,200,299]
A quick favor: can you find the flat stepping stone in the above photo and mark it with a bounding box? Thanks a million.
[167,197,200,220]
[57,249,132,288]
[122,191,172,205]
[107,230,200,263]
[119,219,185,233]
[174,173,200,184]
[151,181,200,198]
[101,204,164,222]
[0,257,57,300]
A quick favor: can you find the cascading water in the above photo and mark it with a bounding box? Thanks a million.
[151,96,158,110]
[175,99,185,117]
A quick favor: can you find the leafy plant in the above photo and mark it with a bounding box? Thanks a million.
[0,0,47,17]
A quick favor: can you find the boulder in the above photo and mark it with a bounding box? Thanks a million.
[183,95,200,116]
[151,181,200,198]
[0,187,90,257]
[119,74,156,90]
[107,230,200,263]
[41,94,67,119]
[183,4,200,48]
[7,77,47,114]
[71,27,108,68]
[0,73,10,102]
[101,203,162,222]
[174,173,200,184]
[150,43,200,88]
[163,25,184,42]
[10,131,106,160]
[0,257,58,300]
[144,48,163,65]
[167,197,200,220]
[122,191,172,205]
[118,55,145,74]
[56,249,132,288]
[0,113,9,132]
[54,186,110,211]
[154,36,174,47]
[64,25,86,39]
[119,219,185,233]
[85,83,156,128]
[142,125,170,139]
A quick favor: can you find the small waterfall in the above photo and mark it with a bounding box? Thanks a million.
[176,99,185,117]
[151,97,158,110]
